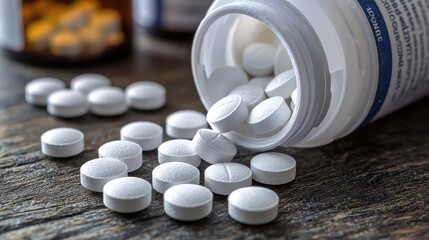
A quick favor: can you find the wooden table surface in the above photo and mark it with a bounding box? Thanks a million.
[0,37,428,240]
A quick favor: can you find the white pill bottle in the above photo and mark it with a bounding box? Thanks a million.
[192,0,429,150]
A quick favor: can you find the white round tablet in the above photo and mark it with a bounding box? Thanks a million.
[228,187,279,225]
[152,162,200,194]
[103,177,152,213]
[248,77,272,89]
[166,110,207,139]
[125,81,166,110]
[207,66,249,101]
[25,78,66,106]
[41,127,84,158]
[250,152,296,185]
[164,184,213,221]
[192,129,237,165]
[47,89,88,118]
[70,73,111,95]
[206,95,249,133]
[247,97,291,135]
[274,44,294,76]
[265,70,297,99]
[242,43,276,77]
[120,121,163,151]
[228,84,267,110]
[80,158,128,192]
[88,86,128,116]
[204,162,252,196]
[98,140,143,172]
[158,139,201,167]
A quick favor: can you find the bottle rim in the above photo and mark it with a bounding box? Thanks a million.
[192,0,331,151]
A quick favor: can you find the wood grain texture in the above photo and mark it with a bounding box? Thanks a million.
[1,38,428,239]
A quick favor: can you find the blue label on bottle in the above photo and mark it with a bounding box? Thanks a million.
[133,0,212,31]
[155,0,163,27]
[356,0,393,126]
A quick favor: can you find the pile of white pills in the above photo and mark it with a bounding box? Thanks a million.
[36,57,299,225]
[26,74,167,118]
[186,40,299,222]
[204,42,297,137]
[40,123,295,225]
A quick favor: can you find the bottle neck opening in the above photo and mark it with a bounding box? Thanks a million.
[192,0,331,151]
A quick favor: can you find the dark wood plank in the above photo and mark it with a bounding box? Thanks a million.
[0,39,428,239]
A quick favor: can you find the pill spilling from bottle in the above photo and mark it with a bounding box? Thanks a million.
[19,0,429,230]
[31,63,297,225]
[203,40,297,141]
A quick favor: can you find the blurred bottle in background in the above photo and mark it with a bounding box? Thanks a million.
[132,0,213,41]
[0,0,132,66]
